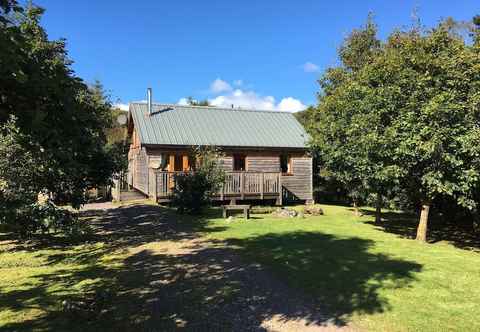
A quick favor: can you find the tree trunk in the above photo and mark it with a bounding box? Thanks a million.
[353,200,360,217]
[416,203,430,242]
[375,193,382,224]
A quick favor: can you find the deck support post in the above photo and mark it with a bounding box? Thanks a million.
[276,172,283,206]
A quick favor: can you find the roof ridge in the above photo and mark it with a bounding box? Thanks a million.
[128,102,295,115]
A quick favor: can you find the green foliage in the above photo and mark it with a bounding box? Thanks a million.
[106,108,127,145]
[0,117,42,231]
[309,15,480,238]
[0,1,120,235]
[0,117,89,237]
[1,3,118,207]
[338,13,381,71]
[311,15,395,208]
[378,22,480,210]
[185,96,210,106]
[105,105,128,174]
[172,147,225,214]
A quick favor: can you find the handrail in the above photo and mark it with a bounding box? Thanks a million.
[152,170,281,198]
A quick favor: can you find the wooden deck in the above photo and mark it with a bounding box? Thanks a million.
[151,171,282,203]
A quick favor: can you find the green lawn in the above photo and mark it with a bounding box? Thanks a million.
[0,203,479,331]
[204,205,480,331]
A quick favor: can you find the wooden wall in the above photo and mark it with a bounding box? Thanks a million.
[219,155,233,171]
[246,153,280,172]
[134,146,313,203]
[281,156,313,201]
[129,146,148,195]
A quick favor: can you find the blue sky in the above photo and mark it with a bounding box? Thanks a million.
[35,0,479,111]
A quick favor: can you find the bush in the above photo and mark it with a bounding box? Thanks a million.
[0,117,90,238]
[172,147,225,214]
[2,200,89,238]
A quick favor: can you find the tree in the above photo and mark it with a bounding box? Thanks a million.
[186,96,210,106]
[309,17,480,241]
[471,15,480,46]
[0,1,118,234]
[0,117,41,233]
[171,147,225,214]
[338,12,381,72]
[380,23,480,241]
[309,16,397,221]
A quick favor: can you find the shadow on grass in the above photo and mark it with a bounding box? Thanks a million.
[227,231,422,326]
[361,209,480,252]
[1,204,422,331]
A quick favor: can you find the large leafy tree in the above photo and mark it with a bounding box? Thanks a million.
[381,22,480,241]
[309,16,399,221]
[309,17,480,241]
[0,1,118,232]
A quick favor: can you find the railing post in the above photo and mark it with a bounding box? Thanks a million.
[152,170,157,203]
[260,172,264,200]
[240,172,244,200]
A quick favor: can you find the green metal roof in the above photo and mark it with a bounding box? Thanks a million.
[129,103,309,149]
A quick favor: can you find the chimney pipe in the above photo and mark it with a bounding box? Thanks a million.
[147,88,152,115]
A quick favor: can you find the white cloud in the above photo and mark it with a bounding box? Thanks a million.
[209,89,306,112]
[177,97,189,105]
[210,78,232,93]
[113,103,129,111]
[277,97,307,112]
[302,61,320,73]
[233,79,243,86]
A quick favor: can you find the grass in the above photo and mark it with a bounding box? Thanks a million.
[204,204,480,331]
[0,203,479,331]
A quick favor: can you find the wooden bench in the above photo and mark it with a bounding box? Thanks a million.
[222,204,250,220]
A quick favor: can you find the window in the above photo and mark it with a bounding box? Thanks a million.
[160,154,169,170]
[280,155,292,174]
[174,155,183,171]
[189,154,196,170]
[233,154,246,171]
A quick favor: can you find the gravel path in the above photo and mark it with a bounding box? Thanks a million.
[81,202,357,332]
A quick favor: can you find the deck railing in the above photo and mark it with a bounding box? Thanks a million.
[152,171,281,200]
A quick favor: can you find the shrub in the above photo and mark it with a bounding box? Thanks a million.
[0,117,89,238]
[172,147,225,214]
[2,199,89,238]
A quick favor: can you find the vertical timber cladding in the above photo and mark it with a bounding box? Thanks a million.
[281,156,313,201]
[133,147,149,194]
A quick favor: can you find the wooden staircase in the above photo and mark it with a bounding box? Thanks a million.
[112,172,147,202]
[119,189,146,202]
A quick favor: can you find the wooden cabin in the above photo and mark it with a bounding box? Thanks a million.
[126,97,313,205]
